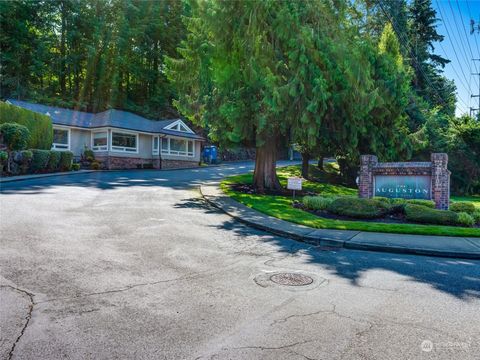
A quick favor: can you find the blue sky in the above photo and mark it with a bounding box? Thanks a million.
[431,0,480,116]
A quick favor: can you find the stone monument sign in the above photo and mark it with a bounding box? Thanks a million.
[358,153,450,210]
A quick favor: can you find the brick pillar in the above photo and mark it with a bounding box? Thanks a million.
[431,153,450,210]
[358,155,378,199]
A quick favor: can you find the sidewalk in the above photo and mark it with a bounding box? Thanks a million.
[200,184,480,259]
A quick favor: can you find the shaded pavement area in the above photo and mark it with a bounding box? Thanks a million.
[1,161,479,359]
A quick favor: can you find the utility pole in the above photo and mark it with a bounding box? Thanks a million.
[471,59,480,118]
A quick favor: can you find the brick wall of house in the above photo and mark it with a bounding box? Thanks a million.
[95,156,198,170]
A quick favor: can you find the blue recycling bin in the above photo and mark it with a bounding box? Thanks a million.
[202,146,218,164]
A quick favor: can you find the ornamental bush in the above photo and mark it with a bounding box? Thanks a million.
[0,150,7,172]
[449,202,476,214]
[0,123,30,151]
[405,204,458,226]
[0,101,53,149]
[327,197,390,219]
[0,150,7,165]
[59,151,73,171]
[303,196,335,211]
[406,199,435,208]
[472,210,480,225]
[16,150,33,174]
[456,212,475,227]
[47,150,61,171]
[30,149,50,172]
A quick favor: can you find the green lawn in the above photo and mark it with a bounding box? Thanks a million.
[221,166,480,237]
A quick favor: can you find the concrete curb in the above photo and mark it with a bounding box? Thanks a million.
[0,170,97,183]
[200,184,480,260]
[0,164,229,184]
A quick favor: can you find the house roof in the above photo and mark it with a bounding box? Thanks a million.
[6,100,204,140]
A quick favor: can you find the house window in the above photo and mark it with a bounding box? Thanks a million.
[161,138,168,151]
[52,128,70,150]
[111,131,137,153]
[92,131,108,151]
[161,137,194,157]
[152,136,159,155]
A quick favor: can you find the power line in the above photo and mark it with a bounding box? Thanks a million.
[451,0,480,87]
[377,0,469,112]
[378,0,469,112]
[436,0,474,89]
[465,0,480,57]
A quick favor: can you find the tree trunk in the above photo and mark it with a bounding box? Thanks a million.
[253,136,281,192]
[317,156,324,170]
[301,152,310,179]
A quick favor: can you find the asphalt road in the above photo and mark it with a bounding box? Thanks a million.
[1,161,479,360]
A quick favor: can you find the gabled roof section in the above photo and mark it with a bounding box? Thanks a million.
[6,100,204,140]
[164,119,195,134]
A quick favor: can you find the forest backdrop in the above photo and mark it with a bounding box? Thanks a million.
[0,0,479,194]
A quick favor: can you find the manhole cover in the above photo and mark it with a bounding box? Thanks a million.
[270,273,313,286]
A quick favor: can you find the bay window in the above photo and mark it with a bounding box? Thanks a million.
[52,128,70,150]
[111,131,137,153]
[161,137,194,157]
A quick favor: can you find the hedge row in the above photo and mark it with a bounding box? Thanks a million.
[1,149,74,174]
[0,101,53,149]
[30,150,73,173]
[302,195,479,227]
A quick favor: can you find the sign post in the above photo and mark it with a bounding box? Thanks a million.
[287,177,303,202]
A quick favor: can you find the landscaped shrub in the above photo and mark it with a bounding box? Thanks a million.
[0,101,53,149]
[303,196,335,211]
[15,150,33,174]
[72,163,80,171]
[406,199,435,208]
[0,123,30,151]
[457,212,475,227]
[0,151,7,166]
[405,204,459,226]
[449,202,476,214]
[83,147,95,162]
[30,149,50,172]
[90,161,100,170]
[472,210,480,225]
[59,151,73,171]
[47,150,61,171]
[327,197,390,219]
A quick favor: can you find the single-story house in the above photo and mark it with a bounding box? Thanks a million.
[6,100,204,169]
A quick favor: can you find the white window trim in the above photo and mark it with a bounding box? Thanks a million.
[52,126,71,151]
[91,130,108,152]
[152,135,159,155]
[110,130,139,154]
[164,119,195,134]
[161,136,195,158]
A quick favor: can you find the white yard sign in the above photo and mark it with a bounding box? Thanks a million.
[287,177,303,191]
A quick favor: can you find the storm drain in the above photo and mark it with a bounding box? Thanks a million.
[269,273,314,286]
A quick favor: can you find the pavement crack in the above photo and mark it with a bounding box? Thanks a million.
[1,285,35,360]
[35,273,202,304]
[271,304,372,327]
[228,339,314,351]
[270,307,335,326]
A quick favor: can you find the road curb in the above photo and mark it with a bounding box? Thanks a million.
[0,170,97,183]
[200,185,480,260]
